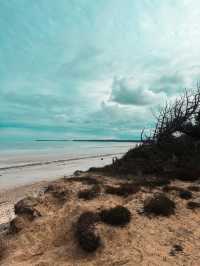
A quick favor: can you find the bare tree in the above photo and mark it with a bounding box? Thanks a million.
[150,86,200,144]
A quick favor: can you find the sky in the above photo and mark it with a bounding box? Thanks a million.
[1,0,200,140]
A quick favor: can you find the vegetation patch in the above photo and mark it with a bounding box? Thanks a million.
[163,185,183,193]
[143,194,175,217]
[100,206,131,227]
[140,178,170,188]
[45,184,68,202]
[105,183,139,197]
[75,211,101,252]
[187,185,200,192]
[187,201,200,209]
[0,239,5,260]
[68,176,99,185]
[179,190,192,200]
[96,88,200,182]
[78,184,101,200]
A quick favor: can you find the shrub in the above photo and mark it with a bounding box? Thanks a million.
[75,212,101,252]
[105,183,139,197]
[45,184,68,202]
[100,206,131,227]
[179,190,192,200]
[163,186,183,193]
[0,239,5,260]
[187,201,200,209]
[187,185,200,192]
[78,184,100,200]
[143,194,175,216]
[68,176,99,185]
[140,178,170,188]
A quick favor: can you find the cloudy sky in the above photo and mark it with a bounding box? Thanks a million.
[1,0,200,140]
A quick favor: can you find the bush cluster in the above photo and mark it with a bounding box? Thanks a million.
[187,185,200,192]
[45,184,68,202]
[78,184,101,200]
[187,201,200,209]
[143,194,175,216]
[75,212,101,252]
[179,190,192,200]
[105,183,139,197]
[99,206,131,227]
[68,176,99,185]
[163,185,183,193]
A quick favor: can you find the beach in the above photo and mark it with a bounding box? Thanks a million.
[0,172,200,265]
[0,141,135,190]
[0,155,119,227]
[0,141,135,230]
[1,140,199,265]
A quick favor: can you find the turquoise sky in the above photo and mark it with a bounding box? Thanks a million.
[1,0,200,140]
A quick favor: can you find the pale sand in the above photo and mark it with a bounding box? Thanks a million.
[0,181,48,226]
[0,173,200,265]
[0,154,118,227]
[0,154,120,191]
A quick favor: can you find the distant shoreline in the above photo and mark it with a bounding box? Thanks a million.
[35,139,140,143]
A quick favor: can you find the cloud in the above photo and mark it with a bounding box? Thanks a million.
[1,0,200,140]
[110,77,166,106]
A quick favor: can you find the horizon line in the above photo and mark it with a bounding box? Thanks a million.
[35,139,140,143]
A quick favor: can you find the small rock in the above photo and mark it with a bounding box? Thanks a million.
[74,170,83,176]
[9,216,27,233]
[14,197,41,219]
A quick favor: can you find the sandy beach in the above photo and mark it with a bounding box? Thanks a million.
[0,180,51,231]
[0,172,200,265]
[0,153,123,230]
[0,153,122,191]
[0,141,135,191]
